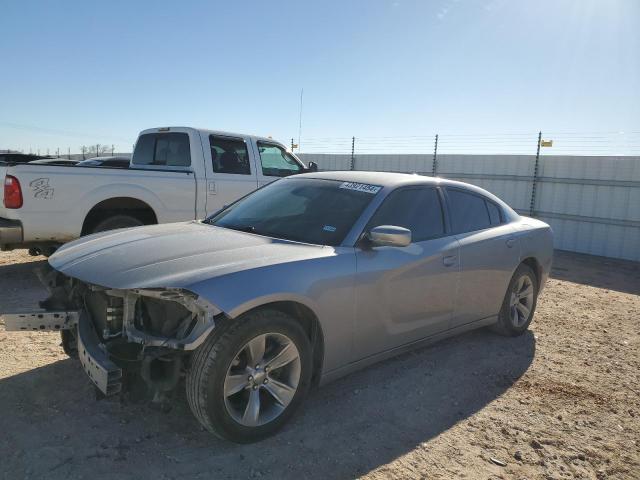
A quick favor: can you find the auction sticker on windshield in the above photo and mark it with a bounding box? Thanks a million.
[339,182,382,194]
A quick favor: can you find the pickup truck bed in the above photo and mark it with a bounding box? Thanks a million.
[1,127,311,253]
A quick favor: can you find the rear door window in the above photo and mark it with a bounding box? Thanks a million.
[132,133,191,167]
[447,189,492,233]
[257,142,303,177]
[367,187,445,242]
[210,136,251,175]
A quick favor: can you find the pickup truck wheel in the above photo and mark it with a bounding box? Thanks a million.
[91,215,144,234]
[186,309,312,443]
[60,329,78,359]
[491,264,538,336]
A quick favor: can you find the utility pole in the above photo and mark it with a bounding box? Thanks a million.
[529,131,542,216]
[350,137,355,170]
[432,134,439,176]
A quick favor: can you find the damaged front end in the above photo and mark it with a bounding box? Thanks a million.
[2,266,223,398]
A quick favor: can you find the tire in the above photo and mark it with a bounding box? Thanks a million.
[186,309,312,443]
[492,264,538,336]
[91,214,144,234]
[60,329,78,359]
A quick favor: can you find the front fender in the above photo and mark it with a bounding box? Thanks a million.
[184,250,357,373]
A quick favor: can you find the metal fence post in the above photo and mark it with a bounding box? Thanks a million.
[529,131,542,216]
[350,136,355,170]
[291,138,294,151]
[432,134,439,176]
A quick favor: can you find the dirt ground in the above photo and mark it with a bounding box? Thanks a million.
[0,249,638,480]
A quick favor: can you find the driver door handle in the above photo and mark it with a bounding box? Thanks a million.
[443,255,457,267]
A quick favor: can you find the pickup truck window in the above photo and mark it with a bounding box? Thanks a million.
[210,136,251,175]
[132,133,191,168]
[257,142,303,177]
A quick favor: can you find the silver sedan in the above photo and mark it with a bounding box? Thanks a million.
[5,171,553,442]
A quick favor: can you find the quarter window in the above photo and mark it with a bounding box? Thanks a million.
[210,136,251,175]
[486,200,503,225]
[257,143,302,177]
[367,187,444,242]
[448,189,494,233]
[132,133,191,167]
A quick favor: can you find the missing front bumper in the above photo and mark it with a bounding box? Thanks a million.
[1,310,78,331]
[77,311,122,396]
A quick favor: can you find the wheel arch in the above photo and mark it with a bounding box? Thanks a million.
[520,256,542,290]
[81,197,158,235]
[235,300,325,387]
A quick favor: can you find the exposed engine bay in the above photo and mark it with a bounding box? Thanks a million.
[8,266,222,399]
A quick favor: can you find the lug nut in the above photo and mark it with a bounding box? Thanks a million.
[264,366,270,373]
[263,379,269,384]
[255,364,260,369]
[252,385,258,390]
[248,375,253,381]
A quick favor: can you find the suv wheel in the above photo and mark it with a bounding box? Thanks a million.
[186,309,312,443]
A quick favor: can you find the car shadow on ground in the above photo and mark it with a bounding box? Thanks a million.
[551,250,640,295]
[0,328,535,479]
[0,258,48,310]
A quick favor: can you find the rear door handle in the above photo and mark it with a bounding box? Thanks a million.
[506,237,516,248]
[443,255,457,267]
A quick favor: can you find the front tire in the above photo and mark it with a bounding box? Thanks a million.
[186,309,312,443]
[492,264,538,336]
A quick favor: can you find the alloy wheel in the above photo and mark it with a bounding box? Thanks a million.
[509,275,535,327]
[223,333,301,427]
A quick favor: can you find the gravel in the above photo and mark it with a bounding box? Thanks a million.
[0,249,638,479]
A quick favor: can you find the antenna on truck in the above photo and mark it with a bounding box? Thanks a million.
[298,88,303,152]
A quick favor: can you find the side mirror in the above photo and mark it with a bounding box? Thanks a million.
[307,161,318,172]
[365,225,412,248]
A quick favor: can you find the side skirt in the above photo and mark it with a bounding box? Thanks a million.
[319,315,497,386]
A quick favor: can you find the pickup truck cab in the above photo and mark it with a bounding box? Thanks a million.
[1,127,313,254]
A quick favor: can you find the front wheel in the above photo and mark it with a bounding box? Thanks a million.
[492,264,538,336]
[186,309,312,443]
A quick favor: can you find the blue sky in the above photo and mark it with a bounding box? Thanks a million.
[1,0,638,154]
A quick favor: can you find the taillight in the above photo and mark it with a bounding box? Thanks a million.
[4,175,23,209]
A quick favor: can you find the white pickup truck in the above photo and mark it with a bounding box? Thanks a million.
[0,127,315,254]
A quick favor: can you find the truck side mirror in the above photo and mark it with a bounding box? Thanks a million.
[307,161,318,172]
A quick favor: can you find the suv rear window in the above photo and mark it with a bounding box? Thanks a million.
[132,133,191,167]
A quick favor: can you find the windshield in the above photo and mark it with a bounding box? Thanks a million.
[206,178,381,246]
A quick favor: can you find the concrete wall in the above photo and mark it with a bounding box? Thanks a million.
[299,153,640,262]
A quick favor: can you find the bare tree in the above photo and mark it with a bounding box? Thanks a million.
[79,144,111,159]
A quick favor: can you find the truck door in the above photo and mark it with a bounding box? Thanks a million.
[251,140,304,188]
[203,134,260,216]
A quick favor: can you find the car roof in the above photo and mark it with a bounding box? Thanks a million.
[139,127,283,146]
[293,170,447,187]
[290,171,520,220]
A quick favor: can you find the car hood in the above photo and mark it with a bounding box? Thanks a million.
[49,221,332,289]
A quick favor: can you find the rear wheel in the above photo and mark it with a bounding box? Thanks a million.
[60,329,78,358]
[492,264,538,336]
[91,214,144,234]
[186,309,312,443]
